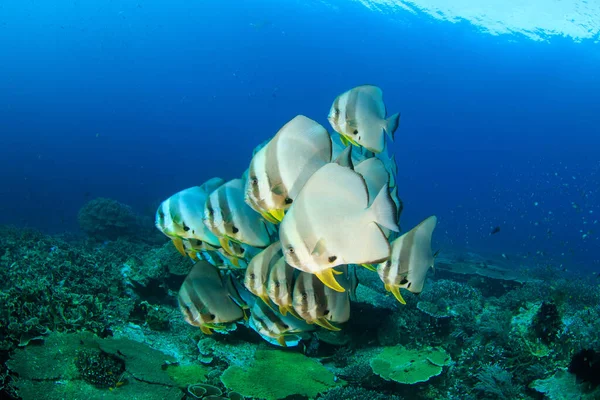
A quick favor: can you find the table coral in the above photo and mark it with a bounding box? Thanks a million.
[370,346,451,384]
[221,349,341,400]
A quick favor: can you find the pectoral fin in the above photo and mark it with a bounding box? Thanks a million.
[361,263,377,272]
[219,237,235,256]
[387,284,406,305]
[171,237,187,257]
[276,336,288,347]
[339,135,350,146]
[270,209,285,222]
[200,325,213,335]
[315,269,345,292]
[315,317,341,331]
[261,211,280,224]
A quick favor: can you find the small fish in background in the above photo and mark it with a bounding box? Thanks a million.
[490,226,501,235]
[204,178,271,254]
[178,261,244,335]
[328,85,400,153]
[292,269,351,331]
[245,115,331,224]
[501,253,510,261]
[279,162,399,292]
[248,297,313,347]
[377,216,437,304]
[244,241,283,306]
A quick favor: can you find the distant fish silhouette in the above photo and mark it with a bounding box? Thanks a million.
[490,226,501,235]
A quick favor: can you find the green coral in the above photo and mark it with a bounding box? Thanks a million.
[7,331,183,400]
[370,346,451,384]
[221,349,341,400]
[166,363,208,387]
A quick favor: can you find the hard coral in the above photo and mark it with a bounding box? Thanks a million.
[221,348,341,400]
[78,197,138,241]
[370,346,451,385]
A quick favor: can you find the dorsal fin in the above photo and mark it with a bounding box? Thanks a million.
[332,145,354,169]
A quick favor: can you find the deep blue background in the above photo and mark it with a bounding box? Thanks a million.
[1,1,598,272]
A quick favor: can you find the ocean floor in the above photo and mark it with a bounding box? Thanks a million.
[1,223,599,400]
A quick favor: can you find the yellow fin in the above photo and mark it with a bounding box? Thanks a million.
[200,325,213,335]
[276,335,288,347]
[332,268,343,275]
[189,252,199,261]
[390,285,406,305]
[315,269,346,292]
[278,305,288,316]
[315,317,341,331]
[270,209,285,222]
[361,263,377,272]
[339,135,350,147]
[219,237,235,256]
[259,294,271,307]
[231,257,241,268]
[261,211,279,224]
[172,238,187,257]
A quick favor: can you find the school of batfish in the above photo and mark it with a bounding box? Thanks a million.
[155,84,438,347]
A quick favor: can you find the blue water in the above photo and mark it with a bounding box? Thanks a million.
[1,1,598,272]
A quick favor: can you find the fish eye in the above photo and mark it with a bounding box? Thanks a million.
[324,309,329,315]
[282,323,289,329]
[183,224,190,232]
[284,198,293,205]
[275,281,280,288]
[328,256,337,263]
[301,292,307,300]
[353,129,358,135]
[251,177,258,185]
[232,225,239,234]
[334,108,340,116]
[208,314,216,321]
[250,273,256,279]
[196,240,203,246]
[207,208,214,216]
[239,247,245,254]
[288,247,295,254]
[385,260,391,268]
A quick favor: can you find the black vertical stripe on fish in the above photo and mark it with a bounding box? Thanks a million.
[332,96,341,126]
[181,280,206,323]
[345,89,360,128]
[397,229,416,285]
[179,301,196,325]
[265,134,286,200]
[216,186,232,232]
[248,161,262,205]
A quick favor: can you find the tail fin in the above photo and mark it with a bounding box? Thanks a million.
[384,113,400,140]
[369,185,399,232]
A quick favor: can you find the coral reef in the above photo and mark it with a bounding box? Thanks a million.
[2,225,600,400]
[77,197,165,244]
